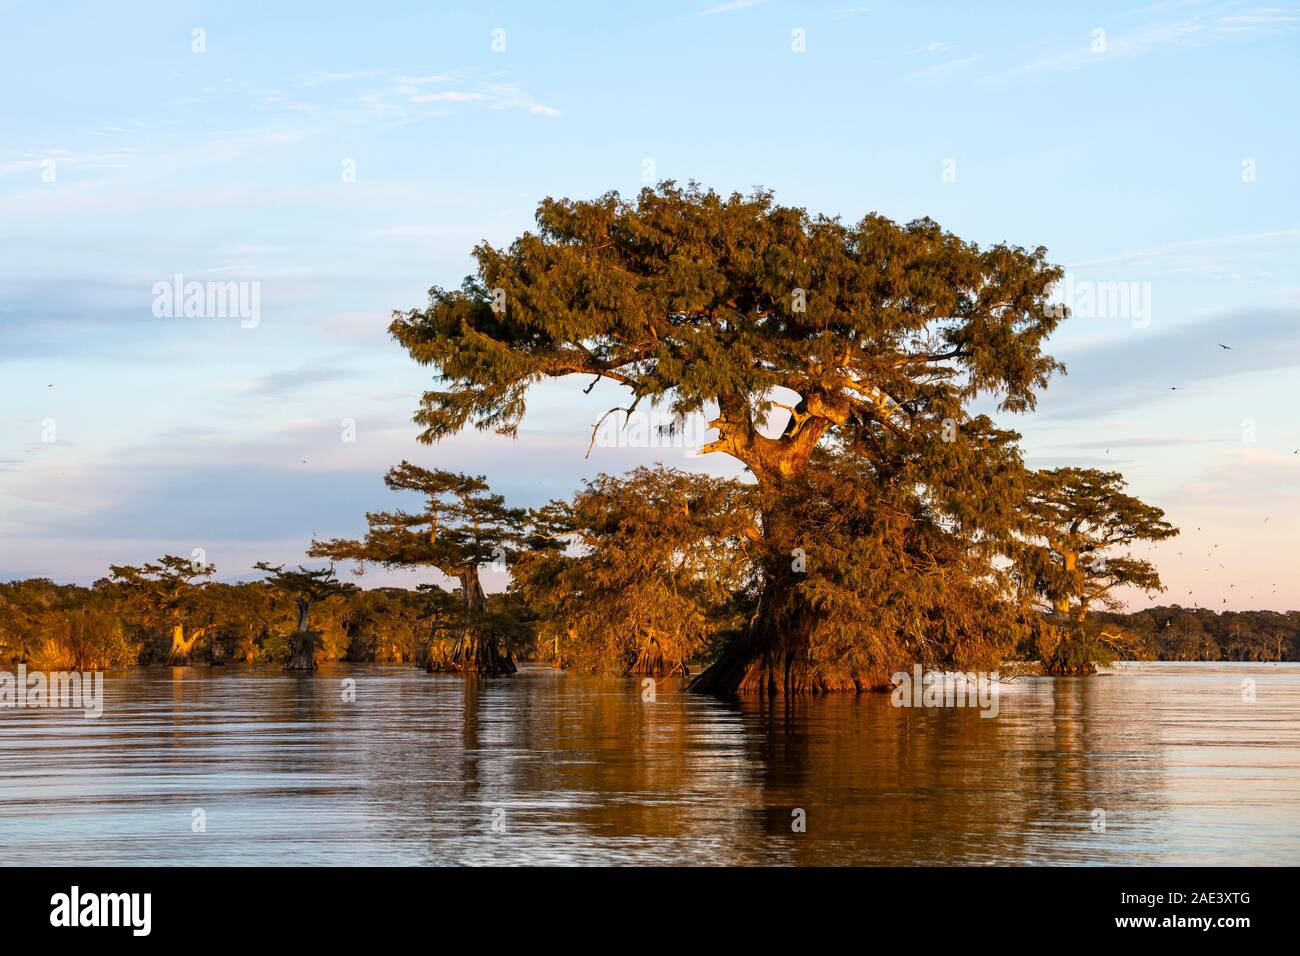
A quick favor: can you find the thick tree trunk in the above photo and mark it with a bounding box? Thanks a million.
[284,633,320,671]
[284,599,318,671]
[690,572,892,695]
[426,567,516,675]
[166,622,204,664]
[695,424,899,695]
[690,499,892,696]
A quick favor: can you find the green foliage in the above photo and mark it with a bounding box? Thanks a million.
[728,446,1039,692]
[391,182,1073,693]
[310,463,529,672]
[309,463,526,582]
[25,598,135,671]
[512,466,755,676]
[1034,619,1145,675]
[0,574,518,667]
[200,581,282,663]
[0,579,77,662]
[1013,468,1178,672]
[1094,606,1298,662]
[101,555,216,663]
[391,182,1065,466]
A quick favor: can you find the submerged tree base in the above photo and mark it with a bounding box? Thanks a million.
[425,631,517,676]
[628,639,690,679]
[691,643,891,696]
[1040,660,1099,676]
[283,629,324,671]
[689,615,893,696]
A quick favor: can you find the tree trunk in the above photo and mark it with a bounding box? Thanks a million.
[166,622,204,664]
[629,633,687,678]
[284,599,318,671]
[284,634,319,670]
[690,502,891,696]
[426,567,516,675]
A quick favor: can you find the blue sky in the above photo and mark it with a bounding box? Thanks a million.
[2,0,1298,610]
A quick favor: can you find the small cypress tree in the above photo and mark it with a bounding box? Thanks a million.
[309,462,528,674]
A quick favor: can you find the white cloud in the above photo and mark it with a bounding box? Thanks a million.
[905,54,980,80]
[904,41,956,55]
[988,4,1300,83]
[692,0,772,17]
[410,91,485,103]
[367,225,450,238]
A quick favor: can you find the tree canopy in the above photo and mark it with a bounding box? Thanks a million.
[1015,467,1179,673]
[253,563,354,670]
[103,554,215,664]
[391,182,1065,481]
[309,463,528,673]
[513,465,755,676]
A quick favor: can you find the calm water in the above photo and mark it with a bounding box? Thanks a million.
[1,661,1297,865]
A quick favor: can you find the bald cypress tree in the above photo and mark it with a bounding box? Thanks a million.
[253,563,354,671]
[513,466,755,677]
[309,463,527,674]
[1015,467,1178,673]
[391,183,1065,694]
[107,555,215,664]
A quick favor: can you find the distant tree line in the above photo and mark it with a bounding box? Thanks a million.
[0,569,532,672]
[1092,606,1299,663]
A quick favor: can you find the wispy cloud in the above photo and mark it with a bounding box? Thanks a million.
[411,91,485,103]
[290,69,390,86]
[0,146,143,177]
[1067,230,1300,278]
[987,3,1300,82]
[905,54,981,81]
[692,0,773,17]
[904,41,956,55]
[233,367,358,400]
[352,75,560,119]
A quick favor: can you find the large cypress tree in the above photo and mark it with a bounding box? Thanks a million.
[390,183,1065,693]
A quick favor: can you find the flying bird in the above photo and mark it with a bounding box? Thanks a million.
[1218,343,1232,350]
